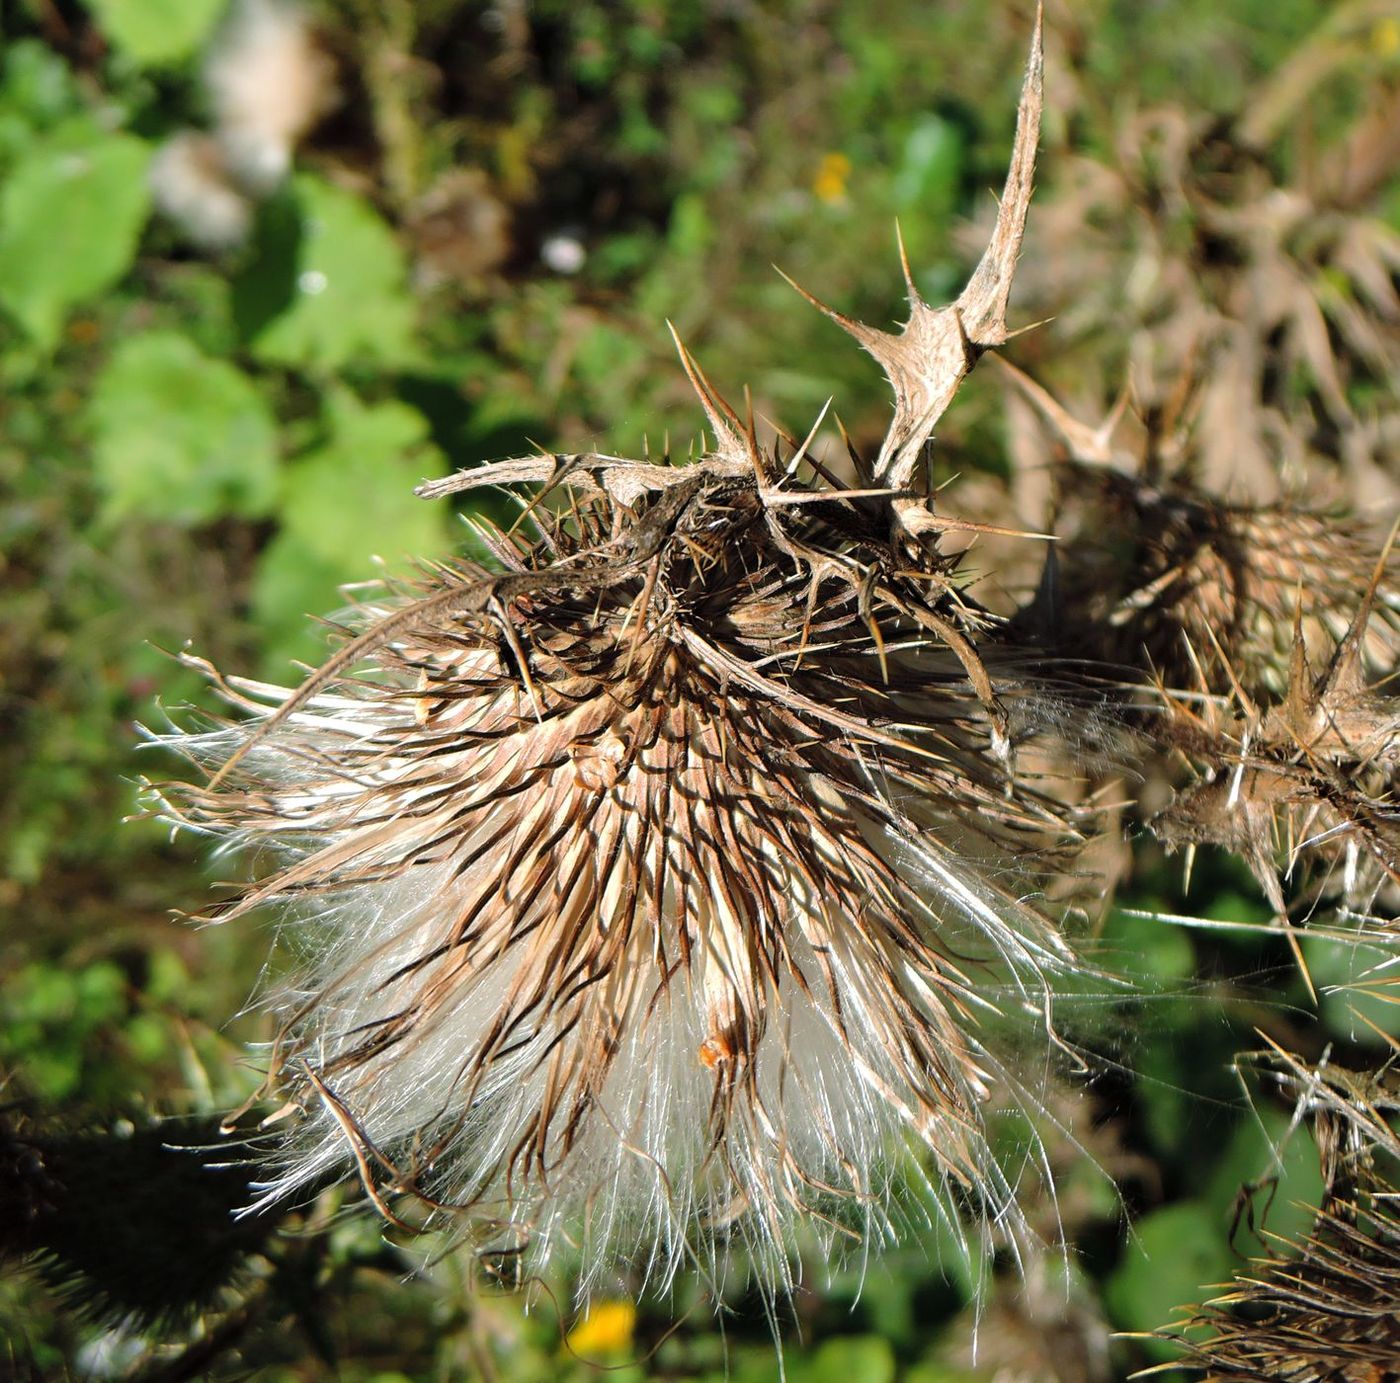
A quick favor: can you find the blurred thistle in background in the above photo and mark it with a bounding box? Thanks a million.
[150,0,335,249]
[6,2,1400,1381]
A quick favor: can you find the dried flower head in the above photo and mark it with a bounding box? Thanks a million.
[150,0,335,251]
[149,131,255,251]
[149,15,1104,1296]
[1143,554,1400,936]
[1001,357,1400,700]
[0,1108,279,1332]
[1000,357,1400,949]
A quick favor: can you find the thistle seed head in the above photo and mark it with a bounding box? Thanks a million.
[999,344,1400,967]
[1000,358,1400,700]
[155,464,1080,1288]
[147,13,1107,1297]
[1058,474,1400,699]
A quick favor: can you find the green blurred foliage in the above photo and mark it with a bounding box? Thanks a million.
[0,121,150,351]
[253,387,449,669]
[0,0,1388,1378]
[91,331,281,523]
[85,0,226,66]
[243,176,420,370]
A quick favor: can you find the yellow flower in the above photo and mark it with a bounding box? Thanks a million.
[1371,17,1400,56]
[813,151,852,204]
[565,1299,636,1357]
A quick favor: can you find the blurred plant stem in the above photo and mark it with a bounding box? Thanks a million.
[352,0,424,210]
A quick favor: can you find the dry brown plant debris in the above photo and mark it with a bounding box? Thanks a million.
[1011,1,1400,508]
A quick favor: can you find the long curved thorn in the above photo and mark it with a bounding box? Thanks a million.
[742,383,770,485]
[771,265,883,352]
[955,2,1043,346]
[665,320,750,459]
[782,397,834,480]
[893,220,920,302]
[994,356,1124,465]
[833,413,871,484]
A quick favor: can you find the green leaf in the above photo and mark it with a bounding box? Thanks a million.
[789,1336,896,1383]
[125,1012,172,1065]
[1204,1106,1325,1259]
[18,1047,83,1102]
[11,966,79,1025]
[904,1364,991,1383]
[1105,1201,1236,1356]
[667,192,713,260]
[1304,934,1400,1044]
[145,948,190,1005]
[231,189,301,342]
[249,536,351,677]
[249,175,418,371]
[1099,907,1196,984]
[252,390,447,671]
[0,40,83,163]
[89,332,280,525]
[83,0,225,66]
[279,393,443,565]
[893,114,963,217]
[0,120,151,349]
[75,961,127,1022]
